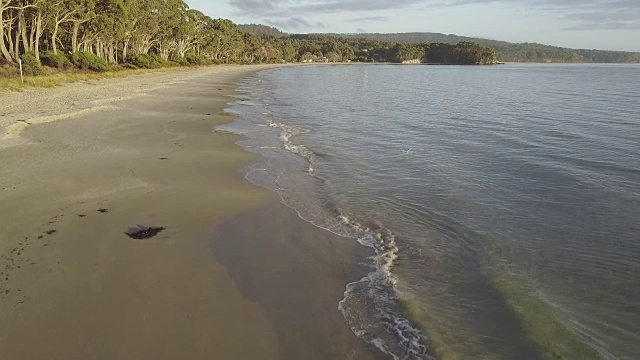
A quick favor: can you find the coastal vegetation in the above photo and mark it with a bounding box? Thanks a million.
[10,0,635,89]
[318,32,640,63]
[0,0,499,89]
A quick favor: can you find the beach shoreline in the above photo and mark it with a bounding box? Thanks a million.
[0,64,382,359]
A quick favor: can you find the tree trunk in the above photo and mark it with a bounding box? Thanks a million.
[72,21,80,53]
[122,40,128,61]
[29,13,36,51]
[52,21,59,54]
[13,14,20,60]
[19,8,30,53]
[0,4,14,62]
[34,10,42,59]
[6,18,15,60]
[29,10,42,60]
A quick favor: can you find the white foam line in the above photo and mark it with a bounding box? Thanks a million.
[233,88,430,359]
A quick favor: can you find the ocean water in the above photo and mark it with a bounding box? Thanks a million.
[220,64,640,360]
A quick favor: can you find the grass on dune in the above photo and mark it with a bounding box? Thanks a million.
[0,67,183,92]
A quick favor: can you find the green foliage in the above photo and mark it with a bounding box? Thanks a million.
[326,51,341,62]
[185,54,212,65]
[40,51,71,70]
[426,42,498,65]
[313,32,640,63]
[125,54,168,69]
[0,64,20,78]
[20,53,42,76]
[170,55,189,66]
[71,51,108,72]
[300,52,315,62]
[238,24,287,38]
[392,43,424,62]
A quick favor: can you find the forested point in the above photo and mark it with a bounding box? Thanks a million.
[0,0,498,79]
[312,32,640,64]
[237,26,640,63]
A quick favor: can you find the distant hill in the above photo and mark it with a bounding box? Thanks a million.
[238,24,287,38]
[238,25,640,63]
[316,32,640,63]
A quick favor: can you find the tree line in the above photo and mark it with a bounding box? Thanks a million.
[0,1,499,75]
[319,32,640,63]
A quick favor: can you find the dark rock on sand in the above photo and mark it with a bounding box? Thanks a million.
[125,225,165,240]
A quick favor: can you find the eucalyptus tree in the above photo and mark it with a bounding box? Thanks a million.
[40,0,75,55]
[279,39,296,62]
[0,0,14,61]
[174,8,205,58]
[153,0,185,60]
[0,0,39,61]
[241,31,261,63]
[202,18,243,62]
[25,0,43,59]
[90,0,124,62]
[129,0,161,56]
[68,0,94,53]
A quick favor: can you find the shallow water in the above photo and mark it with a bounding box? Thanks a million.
[221,64,640,359]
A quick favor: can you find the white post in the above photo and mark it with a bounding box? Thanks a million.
[18,59,24,84]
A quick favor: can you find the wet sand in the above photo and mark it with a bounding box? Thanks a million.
[0,65,382,359]
[214,203,387,360]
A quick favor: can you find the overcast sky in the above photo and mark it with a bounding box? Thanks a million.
[186,1,640,52]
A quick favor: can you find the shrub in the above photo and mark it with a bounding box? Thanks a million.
[40,51,71,70]
[125,54,168,69]
[0,64,20,78]
[169,55,189,66]
[70,51,108,71]
[185,54,212,65]
[20,52,41,76]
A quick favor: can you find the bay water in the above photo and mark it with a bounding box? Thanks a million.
[221,64,640,360]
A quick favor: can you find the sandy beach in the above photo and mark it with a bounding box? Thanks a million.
[0,66,383,359]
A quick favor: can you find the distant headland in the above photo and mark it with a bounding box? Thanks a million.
[240,24,640,64]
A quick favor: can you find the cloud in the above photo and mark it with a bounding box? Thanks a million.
[559,2,640,30]
[228,0,277,13]
[265,17,326,30]
[229,0,422,15]
[228,0,640,30]
[449,0,640,30]
[347,16,388,23]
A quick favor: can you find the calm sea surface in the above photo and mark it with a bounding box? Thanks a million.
[221,64,640,360]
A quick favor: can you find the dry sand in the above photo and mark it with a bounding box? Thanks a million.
[0,66,383,359]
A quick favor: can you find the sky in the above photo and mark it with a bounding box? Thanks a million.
[186,1,640,52]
